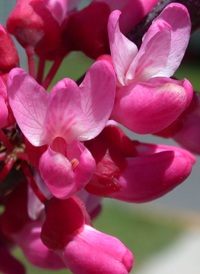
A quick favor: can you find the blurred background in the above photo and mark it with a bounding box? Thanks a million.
[1,1,200,273]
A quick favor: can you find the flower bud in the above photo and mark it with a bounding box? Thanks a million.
[0,25,19,73]
[7,0,62,54]
[41,196,133,274]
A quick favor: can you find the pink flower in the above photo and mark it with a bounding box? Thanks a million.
[108,3,193,134]
[85,125,195,202]
[6,0,64,54]
[41,196,133,274]
[7,60,116,199]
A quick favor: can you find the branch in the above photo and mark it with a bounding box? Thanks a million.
[127,0,200,47]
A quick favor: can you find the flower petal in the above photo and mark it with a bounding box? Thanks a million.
[42,78,89,145]
[78,60,116,140]
[126,19,171,83]
[66,141,96,191]
[7,68,49,146]
[111,77,191,134]
[108,10,138,86]
[111,150,193,202]
[62,225,133,274]
[153,3,191,77]
[39,146,75,199]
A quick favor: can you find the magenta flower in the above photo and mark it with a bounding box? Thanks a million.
[6,0,63,54]
[108,3,193,134]
[85,125,195,202]
[41,196,133,274]
[7,60,116,199]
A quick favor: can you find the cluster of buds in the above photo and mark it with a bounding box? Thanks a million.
[0,0,198,273]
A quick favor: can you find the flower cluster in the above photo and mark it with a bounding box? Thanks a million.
[0,1,197,274]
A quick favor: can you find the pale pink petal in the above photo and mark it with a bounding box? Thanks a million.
[62,225,133,274]
[27,170,52,220]
[108,10,138,86]
[78,60,116,140]
[27,184,44,220]
[44,0,68,25]
[153,3,191,77]
[111,78,191,134]
[42,78,89,145]
[39,146,75,199]
[126,19,171,84]
[7,68,49,146]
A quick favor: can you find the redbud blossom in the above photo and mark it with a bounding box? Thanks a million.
[41,197,133,274]
[85,125,195,202]
[7,60,116,199]
[108,4,193,134]
[6,0,62,54]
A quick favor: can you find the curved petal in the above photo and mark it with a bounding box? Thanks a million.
[153,3,191,77]
[133,141,196,165]
[78,60,116,140]
[108,10,138,86]
[44,0,68,25]
[7,68,49,146]
[111,150,193,202]
[42,78,89,145]
[126,19,171,83]
[62,225,133,274]
[39,146,75,199]
[111,78,191,134]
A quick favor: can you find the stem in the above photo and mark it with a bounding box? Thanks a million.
[0,129,14,152]
[26,46,36,79]
[17,152,29,162]
[0,152,7,162]
[21,164,48,204]
[0,157,15,182]
[42,56,63,90]
[37,56,46,84]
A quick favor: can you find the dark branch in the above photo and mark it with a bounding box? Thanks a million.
[127,0,200,47]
